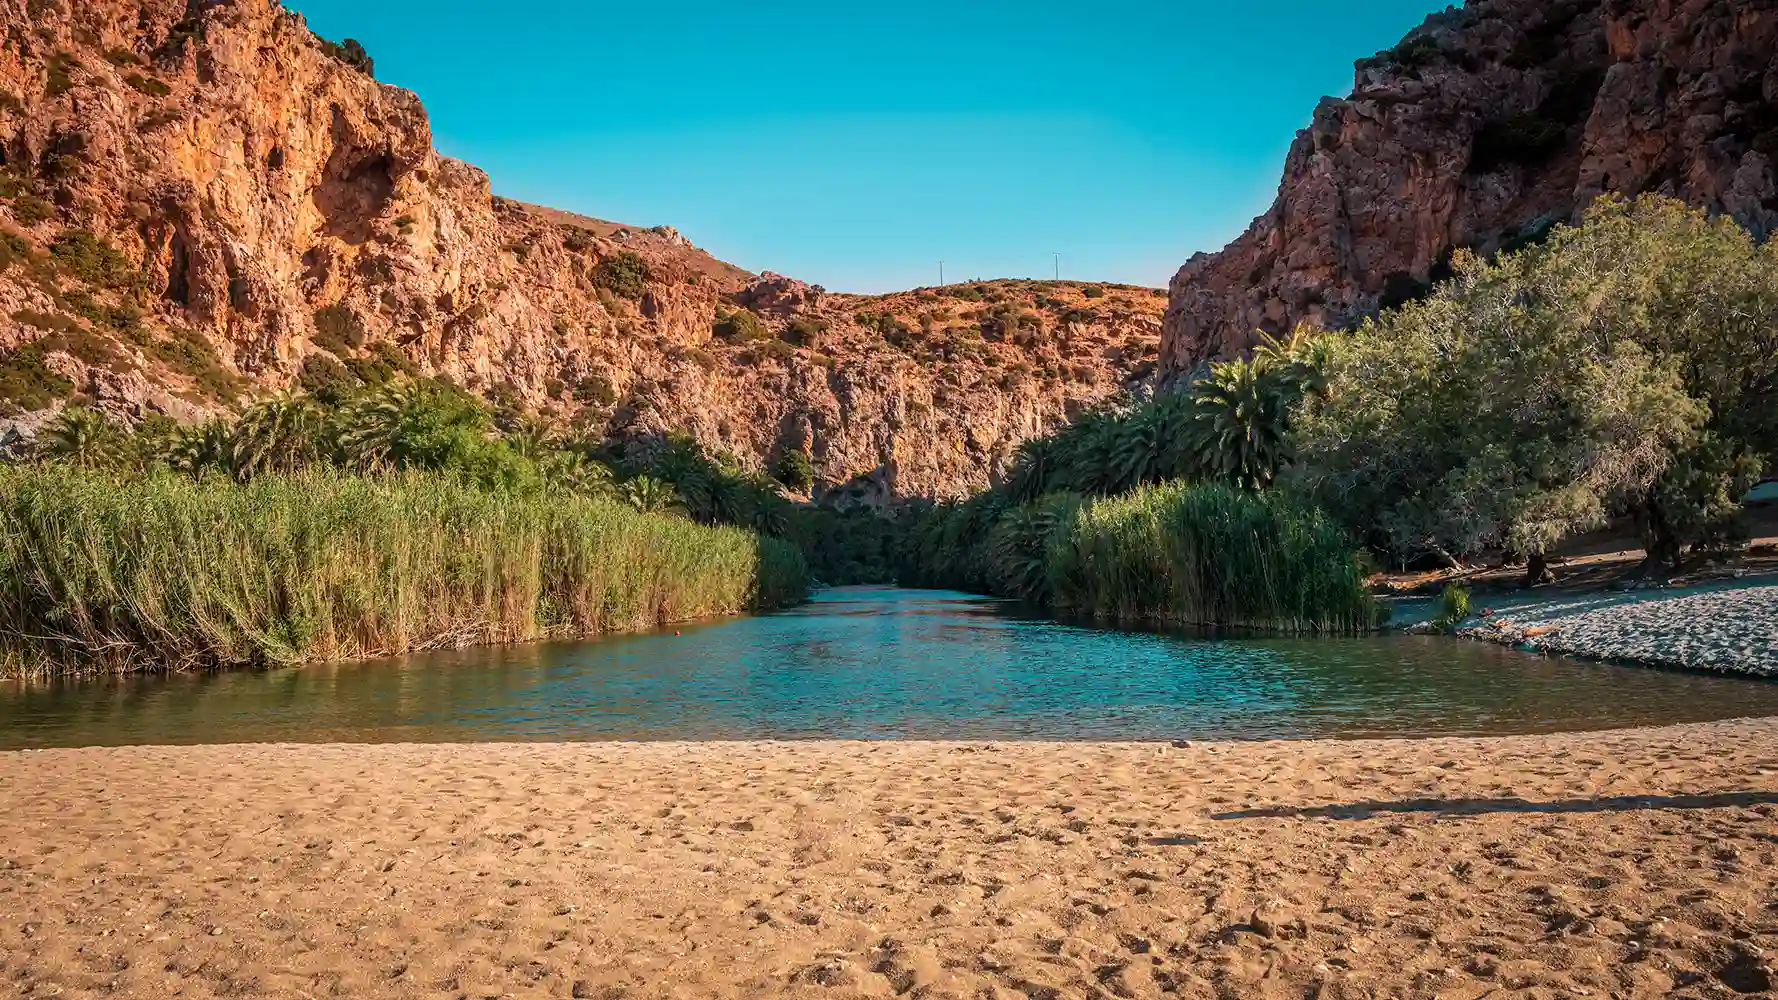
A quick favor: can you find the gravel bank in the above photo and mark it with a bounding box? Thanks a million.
[1451,582,1778,676]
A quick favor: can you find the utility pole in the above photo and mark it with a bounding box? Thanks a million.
[938,261,945,286]
[1053,252,1061,281]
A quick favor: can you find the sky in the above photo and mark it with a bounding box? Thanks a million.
[287,0,1450,293]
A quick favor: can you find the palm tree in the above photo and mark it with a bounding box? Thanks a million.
[1187,355,1294,491]
[537,450,616,497]
[231,392,322,479]
[34,407,126,468]
[165,419,235,478]
[619,475,686,516]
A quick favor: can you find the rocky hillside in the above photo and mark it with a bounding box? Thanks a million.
[0,0,1161,499]
[1163,0,1778,376]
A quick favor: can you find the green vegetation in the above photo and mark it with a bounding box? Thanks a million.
[900,483,1377,631]
[11,194,55,226]
[123,72,171,98]
[714,307,769,343]
[0,464,803,677]
[315,36,374,76]
[0,344,73,415]
[1431,584,1470,634]
[1293,195,1778,579]
[49,229,132,287]
[45,51,78,97]
[594,251,649,300]
[772,449,814,491]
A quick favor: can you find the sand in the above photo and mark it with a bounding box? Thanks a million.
[5,725,1778,1000]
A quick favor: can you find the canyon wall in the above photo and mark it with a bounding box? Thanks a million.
[0,0,1161,497]
[1163,0,1778,375]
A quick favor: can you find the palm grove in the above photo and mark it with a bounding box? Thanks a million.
[7,195,1776,671]
[900,196,1777,622]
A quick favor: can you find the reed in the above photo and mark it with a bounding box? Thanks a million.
[0,465,806,678]
[1048,482,1380,631]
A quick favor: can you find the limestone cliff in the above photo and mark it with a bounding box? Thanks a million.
[1163,0,1778,376]
[0,0,1161,497]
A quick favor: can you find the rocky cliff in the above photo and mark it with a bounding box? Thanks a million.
[0,0,1161,497]
[1163,0,1778,376]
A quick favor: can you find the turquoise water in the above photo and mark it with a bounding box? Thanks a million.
[3,587,1777,748]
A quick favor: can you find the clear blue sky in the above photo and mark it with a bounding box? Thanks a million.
[288,0,1447,293]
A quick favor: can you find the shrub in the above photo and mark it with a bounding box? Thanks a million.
[316,36,374,77]
[772,449,814,490]
[123,73,171,98]
[297,353,357,403]
[45,52,78,97]
[573,374,618,406]
[0,344,74,415]
[1431,583,1470,633]
[1081,285,1106,299]
[11,194,55,226]
[783,315,829,346]
[312,302,366,354]
[143,327,244,401]
[49,229,132,287]
[594,251,649,299]
[714,308,769,343]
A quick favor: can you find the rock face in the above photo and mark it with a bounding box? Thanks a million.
[0,0,1161,498]
[1162,0,1778,376]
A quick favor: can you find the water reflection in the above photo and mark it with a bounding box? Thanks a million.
[3,587,1777,748]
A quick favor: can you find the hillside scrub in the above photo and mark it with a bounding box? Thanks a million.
[0,465,805,678]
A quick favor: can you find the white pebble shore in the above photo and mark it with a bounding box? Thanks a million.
[1449,583,1778,676]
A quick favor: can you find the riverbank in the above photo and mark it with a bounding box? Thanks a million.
[6,725,1778,998]
[1438,579,1778,677]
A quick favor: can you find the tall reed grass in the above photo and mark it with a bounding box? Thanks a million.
[901,481,1379,632]
[0,465,807,678]
[1048,482,1379,631]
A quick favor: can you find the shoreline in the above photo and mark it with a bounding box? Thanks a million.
[6,722,1778,999]
[1434,580,1778,677]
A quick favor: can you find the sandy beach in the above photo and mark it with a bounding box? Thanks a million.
[4,726,1778,999]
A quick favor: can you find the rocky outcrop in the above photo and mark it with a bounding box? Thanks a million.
[0,0,1160,498]
[1162,0,1778,376]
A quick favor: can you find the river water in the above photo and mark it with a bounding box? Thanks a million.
[3,587,1776,748]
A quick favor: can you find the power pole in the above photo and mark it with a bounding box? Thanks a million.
[1053,252,1061,281]
[938,261,945,286]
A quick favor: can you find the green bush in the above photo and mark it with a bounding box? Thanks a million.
[900,482,1377,633]
[45,52,78,97]
[11,194,54,226]
[312,302,366,354]
[123,73,171,98]
[714,308,769,343]
[0,344,74,415]
[49,229,132,287]
[1431,583,1470,633]
[0,465,805,677]
[594,251,649,299]
[316,36,374,77]
[772,449,814,490]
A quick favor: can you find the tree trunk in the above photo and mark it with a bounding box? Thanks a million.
[1524,551,1554,588]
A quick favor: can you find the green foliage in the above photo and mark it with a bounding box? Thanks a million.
[0,344,73,414]
[297,353,356,404]
[0,465,805,677]
[714,308,769,343]
[901,483,1376,632]
[311,302,365,354]
[11,194,55,226]
[1081,285,1106,299]
[783,315,829,346]
[573,374,618,406]
[1431,583,1470,633]
[772,448,814,490]
[32,406,127,468]
[48,229,132,287]
[316,36,374,76]
[141,327,244,401]
[1292,195,1778,571]
[784,506,901,585]
[594,251,649,299]
[123,72,171,98]
[45,51,78,97]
